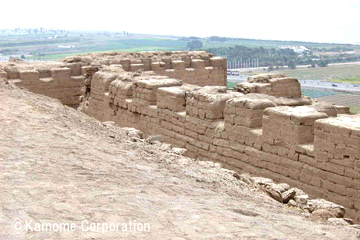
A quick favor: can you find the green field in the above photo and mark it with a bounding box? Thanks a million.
[330,76,360,84]
[2,30,360,61]
[227,82,237,89]
[0,32,190,60]
[250,63,360,83]
[23,38,191,60]
[350,105,360,114]
[301,89,339,98]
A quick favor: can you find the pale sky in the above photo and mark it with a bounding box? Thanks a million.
[2,0,360,43]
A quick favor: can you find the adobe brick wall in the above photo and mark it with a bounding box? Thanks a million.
[63,51,227,87]
[2,53,358,221]
[0,62,85,106]
[81,67,360,221]
[0,51,227,106]
[235,74,302,98]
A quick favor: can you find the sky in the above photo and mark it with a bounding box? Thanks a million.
[1,0,360,43]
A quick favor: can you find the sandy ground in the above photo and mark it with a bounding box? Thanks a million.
[0,82,359,239]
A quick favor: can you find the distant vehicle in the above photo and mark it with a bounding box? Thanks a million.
[227,70,232,75]
[354,84,359,87]
[332,84,338,87]
[232,71,240,76]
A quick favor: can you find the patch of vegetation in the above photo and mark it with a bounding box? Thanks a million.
[227,82,237,89]
[317,60,329,67]
[249,63,360,81]
[312,46,355,52]
[2,31,360,63]
[330,76,360,84]
[301,89,339,98]
[207,44,360,69]
[207,45,300,68]
[187,40,203,50]
[350,105,360,114]
[208,36,227,42]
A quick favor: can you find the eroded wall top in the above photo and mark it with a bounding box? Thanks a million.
[234,74,302,99]
[63,51,228,87]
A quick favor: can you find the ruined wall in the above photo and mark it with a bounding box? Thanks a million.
[64,51,227,87]
[2,52,358,221]
[235,74,302,98]
[0,51,226,106]
[81,68,360,221]
[0,62,85,106]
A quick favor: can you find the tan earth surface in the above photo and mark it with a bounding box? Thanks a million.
[0,81,359,239]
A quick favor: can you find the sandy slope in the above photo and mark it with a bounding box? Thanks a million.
[0,82,359,239]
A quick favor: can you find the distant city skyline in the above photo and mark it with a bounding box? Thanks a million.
[2,0,360,44]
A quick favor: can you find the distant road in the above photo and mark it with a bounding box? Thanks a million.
[228,76,360,93]
[298,80,360,93]
[228,61,360,73]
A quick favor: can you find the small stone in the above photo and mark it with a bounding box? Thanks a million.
[128,130,144,139]
[268,183,290,193]
[343,218,355,225]
[282,188,296,203]
[276,183,290,193]
[250,177,273,186]
[146,135,164,144]
[310,209,335,221]
[288,199,297,207]
[292,188,306,197]
[232,209,260,217]
[103,121,116,128]
[121,127,144,139]
[160,143,172,151]
[214,163,222,168]
[328,218,351,226]
[351,225,360,229]
[295,194,309,207]
[121,127,136,132]
[224,171,253,185]
[265,185,283,203]
[178,158,191,165]
[307,199,345,218]
[237,174,253,185]
[172,147,187,155]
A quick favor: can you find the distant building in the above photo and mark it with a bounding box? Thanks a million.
[279,45,309,53]
[58,45,75,49]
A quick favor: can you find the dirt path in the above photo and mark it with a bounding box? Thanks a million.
[0,82,359,239]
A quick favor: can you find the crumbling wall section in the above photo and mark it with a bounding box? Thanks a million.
[1,51,226,106]
[0,62,86,106]
[235,74,302,98]
[3,53,358,221]
[81,69,360,221]
[64,51,227,87]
